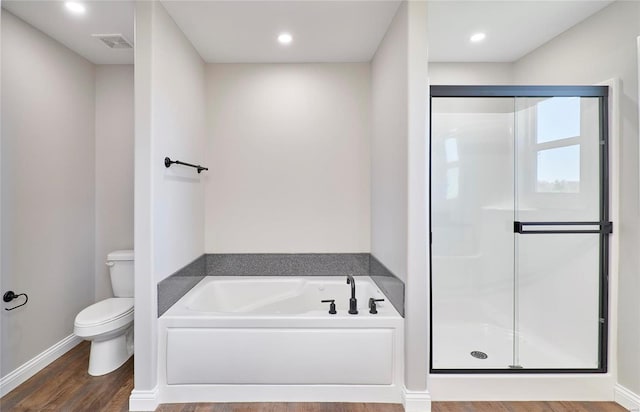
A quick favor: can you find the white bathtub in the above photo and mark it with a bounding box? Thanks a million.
[158,276,404,405]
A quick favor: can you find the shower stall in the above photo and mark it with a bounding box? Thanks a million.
[430,86,611,373]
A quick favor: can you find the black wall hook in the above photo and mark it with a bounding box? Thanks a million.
[3,291,28,311]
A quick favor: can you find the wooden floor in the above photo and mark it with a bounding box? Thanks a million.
[0,341,627,412]
[156,403,627,412]
[0,341,132,411]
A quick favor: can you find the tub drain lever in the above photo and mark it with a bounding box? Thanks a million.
[321,299,337,315]
[368,298,384,314]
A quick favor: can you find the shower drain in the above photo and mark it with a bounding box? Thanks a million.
[470,351,488,359]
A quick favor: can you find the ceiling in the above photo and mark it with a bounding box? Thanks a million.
[161,1,402,63]
[2,1,134,65]
[427,0,613,63]
[1,0,614,65]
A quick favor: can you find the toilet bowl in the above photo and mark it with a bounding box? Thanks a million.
[75,298,134,375]
[74,250,134,376]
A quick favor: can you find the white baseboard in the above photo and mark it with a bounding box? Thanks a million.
[129,386,159,411]
[615,384,640,411]
[0,333,82,397]
[158,384,402,405]
[402,387,431,412]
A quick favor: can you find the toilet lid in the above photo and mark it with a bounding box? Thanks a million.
[75,298,134,327]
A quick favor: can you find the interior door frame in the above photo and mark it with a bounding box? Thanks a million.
[429,85,610,374]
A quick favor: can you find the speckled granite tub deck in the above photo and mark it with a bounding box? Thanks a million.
[157,253,404,317]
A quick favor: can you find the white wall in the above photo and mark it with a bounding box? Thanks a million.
[133,0,206,400]
[371,1,430,398]
[0,1,3,381]
[405,0,430,396]
[133,0,155,397]
[429,62,513,85]
[151,3,206,283]
[204,63,371,253]
[95,65,134,301]
[371,3,408,282]
[512,0,640,395]
[1,10,95,375]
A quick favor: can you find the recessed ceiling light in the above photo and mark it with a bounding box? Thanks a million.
[278,32,293,45]
[470,32,486,43]
[65,1,86,15]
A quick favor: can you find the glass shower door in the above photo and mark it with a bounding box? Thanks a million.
[513,96,606,369]
[431,97,515,369]
[430,86,610,372]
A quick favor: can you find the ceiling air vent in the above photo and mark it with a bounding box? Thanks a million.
[92,34,133,49]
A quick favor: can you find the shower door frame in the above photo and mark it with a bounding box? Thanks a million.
[428,85,611,374]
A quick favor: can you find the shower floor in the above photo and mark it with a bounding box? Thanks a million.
[432,322,588,370]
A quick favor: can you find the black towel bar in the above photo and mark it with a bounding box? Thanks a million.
[164,157,208,174]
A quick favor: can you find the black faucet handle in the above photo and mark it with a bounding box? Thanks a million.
[321,299,337,315]
[368,298,385,314]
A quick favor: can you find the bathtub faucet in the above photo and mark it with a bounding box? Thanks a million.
[346,274,358,315]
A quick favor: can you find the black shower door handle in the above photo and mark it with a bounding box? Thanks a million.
[513,221,613,235]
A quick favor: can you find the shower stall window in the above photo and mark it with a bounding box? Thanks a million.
[533,97,582,194]
[430,86,610,373]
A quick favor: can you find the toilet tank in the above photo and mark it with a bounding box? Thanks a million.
[107,250,134,298]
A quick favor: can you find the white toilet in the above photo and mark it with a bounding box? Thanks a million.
[74,250,134,376]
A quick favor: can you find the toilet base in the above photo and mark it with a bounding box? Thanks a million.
[88,326,134,376]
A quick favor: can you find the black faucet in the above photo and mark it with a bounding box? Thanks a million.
[346,274,358,314]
